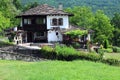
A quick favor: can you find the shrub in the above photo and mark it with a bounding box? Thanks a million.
[112,46,120,53]
[55,45,79,56]
[98,49,104,57]
[0,41,13,47]
[79,52,102,62]
[103,39,109,49]
[72,42,80,48]
[40,45,103,62]
[40,46,56,59]
[102,58,120,66]
[55,45,79,60]
[40,45,120,66]
[100,48,113,53]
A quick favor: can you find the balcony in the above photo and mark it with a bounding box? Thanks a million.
[23,24,47,31]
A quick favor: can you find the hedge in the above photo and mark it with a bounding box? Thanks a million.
[40,45,102,61]
[113,46,120,53]
[40,45,120,66]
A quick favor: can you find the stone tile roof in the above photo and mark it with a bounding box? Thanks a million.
[17,4,73,17]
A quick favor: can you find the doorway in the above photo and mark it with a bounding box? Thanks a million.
[27,32,33,42]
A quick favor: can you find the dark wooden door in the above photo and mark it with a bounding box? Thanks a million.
[27,32,33,42]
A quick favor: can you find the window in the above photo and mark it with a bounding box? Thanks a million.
[36,32,44,37]
[28,19,31,24]
[24,19,31,24]
[24,19,28,24]
[52,18,57,26]
[58,18,63,26]
[36,18,44,24]
[51,18,63,26]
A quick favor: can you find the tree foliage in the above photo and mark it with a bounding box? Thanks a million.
[0,12,10,31]
[92,10,114,44]
[13,0,22,10]
[65,7,94,29]
[111,13,120,46]
[65,7,114,45]
[0,0,21,32]
[20,0,120,17]
[22,2,39,11]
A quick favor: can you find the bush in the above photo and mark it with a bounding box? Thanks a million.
[0,41,13,47]
[78,52,102,62]
[103,39,109,49]
[40,45,102,61]
[99,48,113,53]
[40,46,56,59]
[112,46,120,53]
[98,49,104,57]
[55,45,79,56]
[40,45,120,66]
[102,58,120,66]
[72,42,80,48]
[55,45,79,60]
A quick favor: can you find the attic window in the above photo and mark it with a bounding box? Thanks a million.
[58,18,63,26]
[51,18,63,26]
[52,18,57,26]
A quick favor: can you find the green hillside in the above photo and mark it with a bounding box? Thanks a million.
[20,0,120,17]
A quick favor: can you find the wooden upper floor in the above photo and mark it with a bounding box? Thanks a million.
[20,16,47,31]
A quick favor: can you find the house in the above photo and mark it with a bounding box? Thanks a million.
[15,4,73,44]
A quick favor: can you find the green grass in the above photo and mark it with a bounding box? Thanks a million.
[0,60,120,80]
[104,53,120,60]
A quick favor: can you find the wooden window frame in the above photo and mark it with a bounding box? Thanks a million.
[52,18,57,26]
[51,18,63,26]
[58,18,63,26]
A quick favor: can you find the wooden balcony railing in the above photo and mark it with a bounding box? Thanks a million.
[23,24,47,31]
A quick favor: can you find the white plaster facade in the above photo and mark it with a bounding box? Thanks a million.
[48,30,63,42]
[47,15,69,29]
[46,15,69,42]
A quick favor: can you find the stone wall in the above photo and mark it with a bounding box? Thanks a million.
[0,48,45,62]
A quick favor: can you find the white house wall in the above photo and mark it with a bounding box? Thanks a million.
[47,30,63,42]
[47,16,69,29]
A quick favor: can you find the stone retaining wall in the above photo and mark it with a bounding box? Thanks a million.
[0,48,44,62]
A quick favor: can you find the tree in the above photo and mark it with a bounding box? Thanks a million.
[13,0,22,10]
[0,0,20,31]
[111,13,120,29]
[65,6,94,29]
[111,13,120,46]
[22,2,39,11]
[0,12,10,32]
[92,10,114,44]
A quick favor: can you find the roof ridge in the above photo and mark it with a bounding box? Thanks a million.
[16,4,73,17]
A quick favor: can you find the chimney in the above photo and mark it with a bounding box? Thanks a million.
[58,3,63,10]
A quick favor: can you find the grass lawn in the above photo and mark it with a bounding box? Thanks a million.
[0,60,120,80]
[104,53,120,60]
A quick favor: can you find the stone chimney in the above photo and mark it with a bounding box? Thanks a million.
[58,3,63,10]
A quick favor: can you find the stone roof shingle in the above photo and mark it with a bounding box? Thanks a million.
[17,4,73,17]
